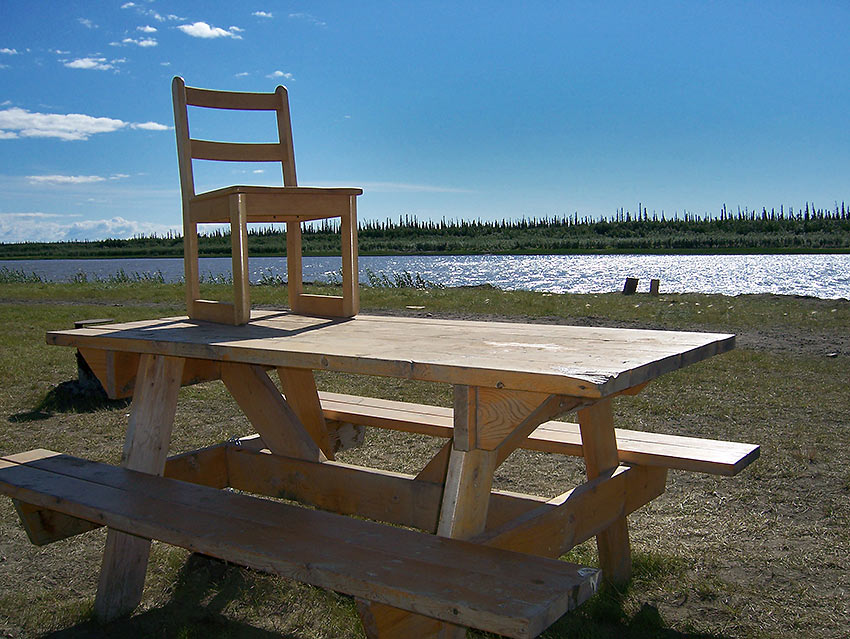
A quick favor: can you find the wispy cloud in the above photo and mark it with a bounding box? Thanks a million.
[26,174,131,185]
[63,57,122,71]
[0,107,169,141]
[121,37,157,47]
[131,121,170,131]
[289,13,326,27]
[137,25,157,33]
[234,71,251,77]
[1,48,19,55]
[177,22,243,39]
[78,18,97,29]
[253,11,273,18]
[122,2,181,22]
[267,70,293,80]
[0,212,180,242]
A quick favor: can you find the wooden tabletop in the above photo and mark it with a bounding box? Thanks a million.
[47,310,734,398]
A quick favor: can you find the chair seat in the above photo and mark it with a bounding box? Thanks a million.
[190,185,363,223]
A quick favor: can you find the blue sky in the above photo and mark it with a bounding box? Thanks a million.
[1,1,849,242]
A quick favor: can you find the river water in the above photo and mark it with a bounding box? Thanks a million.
[1,254,848,299]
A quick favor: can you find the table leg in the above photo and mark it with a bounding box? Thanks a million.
[94,354,185,621]
[577,397,632,585]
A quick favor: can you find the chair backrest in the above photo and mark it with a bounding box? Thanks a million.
[171,76,298,205]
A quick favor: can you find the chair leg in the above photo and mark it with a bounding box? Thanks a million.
[286,219,304,311]
[341,197,359,317]
[230,194,251,324]
[184,219,201,317]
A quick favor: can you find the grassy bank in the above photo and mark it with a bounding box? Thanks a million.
[0,282,848,638]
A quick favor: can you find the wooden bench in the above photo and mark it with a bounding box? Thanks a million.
[318,392,760,476]
[0,449,599,639]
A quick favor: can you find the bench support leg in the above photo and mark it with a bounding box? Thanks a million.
[577,398,632,585]
[94,354,185,622]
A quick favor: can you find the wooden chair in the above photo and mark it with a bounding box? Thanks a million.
[171,76,361,325]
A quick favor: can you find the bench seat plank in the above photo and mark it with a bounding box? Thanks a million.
[0,450,598,639]
[318,392,759,476]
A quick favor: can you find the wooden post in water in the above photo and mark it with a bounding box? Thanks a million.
[623,278,639,295]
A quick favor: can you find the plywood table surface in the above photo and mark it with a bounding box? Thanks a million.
[47,310,734,398]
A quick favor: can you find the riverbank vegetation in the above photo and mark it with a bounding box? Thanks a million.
[2,203,849,259]
[0,281,848,637]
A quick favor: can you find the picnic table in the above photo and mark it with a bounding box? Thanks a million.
[0,310,759,638]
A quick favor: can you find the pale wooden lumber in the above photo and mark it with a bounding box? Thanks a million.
[95,354,184,622]
[173,76,362,323]
[0,450,599,639]
[230,193,251,325]
[220,362,324,462]
[473,465,666,557]
[78,349,220,400]
[577,398,632,585]
[48,311,736,398]
[224,446,546,534]
[12,498,100,546]
[277,366,335,458]
[319,391,759,475]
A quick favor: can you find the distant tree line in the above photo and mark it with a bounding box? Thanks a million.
[2,203,849,259]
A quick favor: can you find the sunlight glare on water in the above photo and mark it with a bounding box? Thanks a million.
[2,254,848,299]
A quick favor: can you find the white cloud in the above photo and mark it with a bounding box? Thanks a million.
[27,174,107,185]
[1,48,19,55]
[234,71,250,77]
[267,70,293,80]
[137,25,157,33]
[131,121,170,131]
[0,107,127,140]
[122,37,158,47]
[177,21,243,39]
[50,49,70,55]
[0,107,169,141]
[64,57,115,71]
[78,18,97,29]
[26,174,130,185]
[0,213,180,242]
[120,2,136,8]
[253,169,265,174]
[253,11,273,18]
[289,13,326,27]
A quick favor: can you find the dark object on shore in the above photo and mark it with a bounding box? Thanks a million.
[623,277,639,295]
[650,279,660,295]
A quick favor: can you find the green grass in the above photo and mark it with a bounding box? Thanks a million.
[0,281,848,638]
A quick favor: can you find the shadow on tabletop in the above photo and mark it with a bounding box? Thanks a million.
[9,378,131,423]
[43,554,297,639]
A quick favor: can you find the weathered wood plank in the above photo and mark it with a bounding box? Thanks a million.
[47,311,736,398]
[95,353,184,622]
[577,398,631,585]
[277,367,335,458]
[220,362,324,462]
[0,451,599,639]
[225,446,546,533]
[320,392,759,475]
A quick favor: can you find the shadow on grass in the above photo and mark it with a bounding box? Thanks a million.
[43,554,295,639]
[9,379,131,423]
[525,550,733,639]
[540,583,730,639]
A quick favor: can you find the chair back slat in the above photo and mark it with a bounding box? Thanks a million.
[185,86,282,110]
[190,140,285,162]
